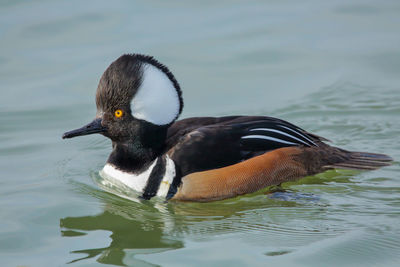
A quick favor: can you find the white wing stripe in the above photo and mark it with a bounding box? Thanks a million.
[249,128,310,146]
[278,125,317,146]
[241,135,297,145]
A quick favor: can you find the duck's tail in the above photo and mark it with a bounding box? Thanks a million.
[326,151,393,171]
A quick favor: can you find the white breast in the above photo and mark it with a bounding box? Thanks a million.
[99,156,176,198]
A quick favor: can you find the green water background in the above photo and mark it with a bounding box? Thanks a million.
[1,0,399,266]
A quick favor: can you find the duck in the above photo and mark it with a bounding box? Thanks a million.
[62,54,392,202]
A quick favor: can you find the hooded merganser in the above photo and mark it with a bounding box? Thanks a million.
[62,54,392,202]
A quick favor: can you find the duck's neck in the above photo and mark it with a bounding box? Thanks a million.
[107,126,168,173]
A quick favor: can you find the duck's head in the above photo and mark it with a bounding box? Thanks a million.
[62,54,183,144]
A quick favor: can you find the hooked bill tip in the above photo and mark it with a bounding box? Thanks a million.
[62,131,77,139]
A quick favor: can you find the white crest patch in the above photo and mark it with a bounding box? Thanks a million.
[131,63,180,125]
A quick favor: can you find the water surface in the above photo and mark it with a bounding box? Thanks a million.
[1,0,400,266]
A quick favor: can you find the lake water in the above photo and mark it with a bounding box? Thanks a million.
[1,0,400,266]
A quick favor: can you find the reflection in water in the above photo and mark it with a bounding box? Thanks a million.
[60,204,183,265]
[60,169,355,265]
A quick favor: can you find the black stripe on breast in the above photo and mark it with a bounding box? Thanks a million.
[166,167,182,200]
[141,156,166,200]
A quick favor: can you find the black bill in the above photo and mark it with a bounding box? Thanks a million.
[62,118,106,139]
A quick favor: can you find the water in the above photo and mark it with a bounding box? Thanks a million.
[1,0,400,266]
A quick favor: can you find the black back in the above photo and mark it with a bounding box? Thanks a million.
[166,116,324,178]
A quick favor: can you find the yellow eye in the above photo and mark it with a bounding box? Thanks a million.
[114,109,123,118]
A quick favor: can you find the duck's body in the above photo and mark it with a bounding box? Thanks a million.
[63,54,392,202]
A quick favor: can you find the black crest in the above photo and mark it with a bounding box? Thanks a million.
[96,54,184,119]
